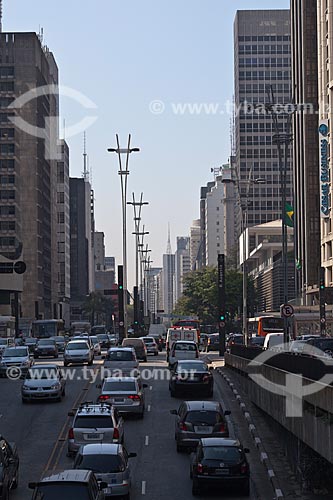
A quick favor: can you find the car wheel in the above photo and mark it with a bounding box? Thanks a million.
[176,443,183,453]
[62,387,66,396]
[192,479,200,496]
[63,361,68,367]
[88,359,93,366]
[3,485,9,500]
[207,388,214,397]
[138,410,144,419]
[55,354,58,359]
[143,357,147,362]
[190,466,193,479]
[21,398,28,404]
[123,494,130,500]
[170,389,176,398]
[240,480,250,496]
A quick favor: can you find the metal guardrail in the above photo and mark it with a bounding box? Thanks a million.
[230,345,333,382]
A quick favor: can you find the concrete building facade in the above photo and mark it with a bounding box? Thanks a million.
[162,253,175,316]
[234,10,293,235]
[189,219,201,271]
[175,236,190,302]
[291,0,321,304]
[0,32,60,319]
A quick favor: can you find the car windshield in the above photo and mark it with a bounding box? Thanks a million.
[90,337,99,344]
[230,336,243,344]
[50,336,65,343]
[76,454,123,473]
[67,342,88,350]
[186,411,222,425]
[3,348,27,357]
[0,339,8,345]
[74,416,112,428]
[143,338,154,344]
[250,337,264,345]
[203,446,242,463]
[103,381,136,392]
[26,367,58,380]
[35,484,91,499]
[38,339,55,346]
[107,351,134,361]
[177,362,207,372]
[24,338,37,344]
[174,343,196,351]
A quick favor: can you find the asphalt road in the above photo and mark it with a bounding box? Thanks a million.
[0,350,276,499]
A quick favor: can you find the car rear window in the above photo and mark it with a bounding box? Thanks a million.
[185,411,222,425]
[174,343,196,351]
[66,342,88,350]
[35,484,91,499]
[76,453,123,473]
[74,416,112,428]
[203,446,242,463]
[107,351,134,361]
[3,348,27,357]
[177,361,207,371]
[103,381,136,392]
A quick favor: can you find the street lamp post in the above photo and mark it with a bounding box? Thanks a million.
[108,134,140,338]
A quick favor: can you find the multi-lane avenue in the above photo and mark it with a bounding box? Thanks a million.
[1,350,277,499]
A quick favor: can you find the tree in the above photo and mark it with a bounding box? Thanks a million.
[173,266,256,328]
[82,292,114,327]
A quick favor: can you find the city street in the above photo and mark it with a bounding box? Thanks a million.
[0,350,277,499]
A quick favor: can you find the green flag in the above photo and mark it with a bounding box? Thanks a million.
[285,203,294,228]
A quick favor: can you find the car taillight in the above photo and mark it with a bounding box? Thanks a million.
[218,423,226,433]
[128,394,141,400]
[240,463,248,474]
[113,427,120,440]
[197,463,203,473]
[99,394,110,401]
[203,374,211,382]
[68,428,74,439]
[179,422,187,431]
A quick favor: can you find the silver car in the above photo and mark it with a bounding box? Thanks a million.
[64,340,94,367]
[0,346,33,376]
[74,443,136,498]
[67,403,124,457]
[97,377,146,418]
[140,336,159,356]
[21,364,66,402]
[103,347,139,377]
[90,336,102,356]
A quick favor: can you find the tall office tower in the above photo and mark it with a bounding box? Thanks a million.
[69,177,94,320]
[221,163,237,257]
[190,220,201,271]
[95,231,105,271]
[175,236,190,302]
[291,0,320,304]
[234,10,292,235]
[56,140,70,327]
[198,182,215,268]
[94,231,115,291]
[318,1,333,290]
[146,267,162,319]
[205,176,227,266]
[0,32,59,319]
[162,232,175,316]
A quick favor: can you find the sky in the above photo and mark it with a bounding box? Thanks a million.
[8,0,290,288]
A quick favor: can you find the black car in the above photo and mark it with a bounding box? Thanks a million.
[249,336,265,348]
[207,334,220,352]
[169,360,214,397]
[303,337,333,358]
[190,438,250,496]
[34,339,58,358]
[49,336,67,353]
[96,334,111,349]
[0,435,19,500]
[23,337,38,354]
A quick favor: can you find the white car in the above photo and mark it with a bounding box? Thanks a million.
[89,336,102,356]
[168,340,199,368]
[63,340,94,367]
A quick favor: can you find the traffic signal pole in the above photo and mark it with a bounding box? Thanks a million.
[118,265,125,342]
[218,254,226,357]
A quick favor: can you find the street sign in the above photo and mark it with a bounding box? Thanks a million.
[13,261,26,274]
[321,318,326,324]
[219,321,225,327]
[281,303,294,318]
[119,321,124,326]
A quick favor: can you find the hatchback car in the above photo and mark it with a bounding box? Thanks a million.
[74,443,136,498]
[21,364,66,403]
[97,377,146,418]
[122,338,147,362]
[0,435,19,500]
[168,340,199,368]
[103,348,139,377]
[140,336,158,356]
[67,403,124,457]
[169,360,213,397]
[226,334,244,351]
[170,401,230,452]
[190,438,250,496]
[34,338,58,358]
[0,346,33,376]
[29,469,106,499]
[64,340,94,367]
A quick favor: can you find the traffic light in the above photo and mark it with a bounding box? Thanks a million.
[220,314,225,321]
[320,268,325,290]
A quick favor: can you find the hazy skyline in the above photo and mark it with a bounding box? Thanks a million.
[8,0,289,287]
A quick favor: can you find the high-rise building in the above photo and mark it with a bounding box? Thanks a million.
[198,182,214,268]
[57,140,70,327]
[95,231,105,271]
[205,177,226,266]
[69,177,94,320]
[162,232,175,316]
[190,220,201,271]
[291,0,320,304]
[234,10,292,235]
[0,32,59,319]
[175,236,190,302]
[317,1,333,290]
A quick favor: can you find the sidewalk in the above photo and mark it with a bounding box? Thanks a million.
[208,356,330,500]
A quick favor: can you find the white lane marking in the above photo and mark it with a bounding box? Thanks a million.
[268,469,275,478]
[147,404,151,412]
[145,435,149,446]
[142,481,146,494]
[149,385,152,390]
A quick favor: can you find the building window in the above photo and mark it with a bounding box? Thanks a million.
[57,212,65,224]
[0,144,14,155]
[0,67,14,78]
[0,205,15,215]
[57,192,64,203]
[0,221,15,230]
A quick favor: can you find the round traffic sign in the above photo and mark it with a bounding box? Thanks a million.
[321,318,326,324]
[219,321,225,327]
[119,321,124,326]
[281,303,294,318]
[13,261,26,274]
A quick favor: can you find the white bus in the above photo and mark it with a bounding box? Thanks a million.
[32,319,65,339]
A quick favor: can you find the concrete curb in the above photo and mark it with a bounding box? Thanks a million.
[215,365,284,499]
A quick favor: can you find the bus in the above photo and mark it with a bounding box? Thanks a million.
[91,325,106,336]
[247,316,284,337]
[70,321,91,335]
[0,316,16,339]
[32,319,65,339]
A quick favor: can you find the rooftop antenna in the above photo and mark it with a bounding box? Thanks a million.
[166,223,172,254]
[83,132,89,181]
[0,0,3,33]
